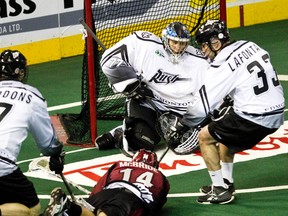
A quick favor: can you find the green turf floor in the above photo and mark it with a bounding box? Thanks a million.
[18,19,288,215]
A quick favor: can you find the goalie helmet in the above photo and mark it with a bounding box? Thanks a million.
[132,149,158,168]
[162,22,190,63]
[0,50,28,83]
[195,20,230,45]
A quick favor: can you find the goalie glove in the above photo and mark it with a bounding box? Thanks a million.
[166,117,190,147]
[123,80,154,99]
[49,150,65,174]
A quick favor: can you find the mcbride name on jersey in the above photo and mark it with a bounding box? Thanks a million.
[101,31,209,115]
[91,161,169,212]
[183,40,285,128]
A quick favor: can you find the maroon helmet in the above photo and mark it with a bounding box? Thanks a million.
[132,149,158,168]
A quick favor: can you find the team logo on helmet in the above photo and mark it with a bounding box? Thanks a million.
[132,149,158,168]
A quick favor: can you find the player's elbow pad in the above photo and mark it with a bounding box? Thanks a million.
[112,78,139,93]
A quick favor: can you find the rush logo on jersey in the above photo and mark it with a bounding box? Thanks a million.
[149,69,190,84]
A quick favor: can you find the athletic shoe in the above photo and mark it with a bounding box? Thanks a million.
[43,187,68,216]
[95,132,116,150]
[200,178,235,195]
[95,128,124,150]
[197,185,235,204]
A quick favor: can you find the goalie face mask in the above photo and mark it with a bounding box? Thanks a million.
[0,50,28,83]
[162,22,190,64]
[132,149,158,168]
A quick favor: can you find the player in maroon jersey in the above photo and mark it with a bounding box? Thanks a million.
[44,149,170,216]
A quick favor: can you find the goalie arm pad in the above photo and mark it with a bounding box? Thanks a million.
[101,56,138,93]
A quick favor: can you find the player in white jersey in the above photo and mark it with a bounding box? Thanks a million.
[175,20,284,204]
[0,50,65,215]
[95,22,209,154]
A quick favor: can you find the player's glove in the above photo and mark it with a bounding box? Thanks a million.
[213,95,233,120]
[124,81,154,99]
[49,151,65,174]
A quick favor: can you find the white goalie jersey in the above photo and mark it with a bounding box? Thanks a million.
[183,40,285,128]
[101,31,209,115]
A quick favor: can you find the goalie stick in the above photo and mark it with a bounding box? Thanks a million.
[79,17,107,51]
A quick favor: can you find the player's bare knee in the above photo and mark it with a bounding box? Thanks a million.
[30,202,41,216]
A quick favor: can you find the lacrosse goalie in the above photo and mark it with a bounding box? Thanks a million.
[95,21,210,155]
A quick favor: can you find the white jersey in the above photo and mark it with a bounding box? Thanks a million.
[0,81,62,176]
[101,31,209,115]
[183,40,285,128]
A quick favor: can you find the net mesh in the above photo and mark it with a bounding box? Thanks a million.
[58,0,222,144]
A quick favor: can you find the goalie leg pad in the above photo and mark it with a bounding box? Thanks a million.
[125,119,161,151]
[125,99,158,128]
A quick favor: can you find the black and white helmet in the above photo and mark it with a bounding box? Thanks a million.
[162,22,191,63]
[195,19,230,45]
[0,50,28,83]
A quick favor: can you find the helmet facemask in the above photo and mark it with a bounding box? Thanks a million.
[162,22,191,64]
[195,20,230,58]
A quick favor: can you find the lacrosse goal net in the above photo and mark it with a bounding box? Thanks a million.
[57,0,227,145]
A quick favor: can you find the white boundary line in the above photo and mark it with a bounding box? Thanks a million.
[17,147,95,164]
[278,75,288,81]
[47,75,288,112]
[38,184,288,199]
[167,185,288,197]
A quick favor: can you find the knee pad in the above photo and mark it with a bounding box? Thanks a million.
[125,120,161,151]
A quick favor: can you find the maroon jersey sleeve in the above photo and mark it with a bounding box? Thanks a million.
[90,163,118,195]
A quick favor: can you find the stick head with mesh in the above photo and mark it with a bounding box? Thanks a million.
[158,112,199,155]
[28,157,50,172]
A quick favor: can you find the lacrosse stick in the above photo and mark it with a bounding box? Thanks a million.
[79,17,107,51]
[59,172,76,202]
[28,157,91,196]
